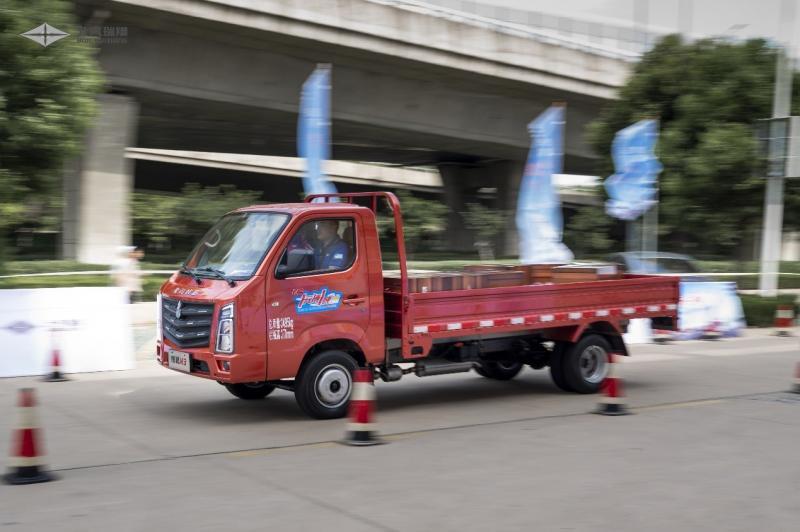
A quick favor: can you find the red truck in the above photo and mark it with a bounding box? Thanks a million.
[157,192,679,419]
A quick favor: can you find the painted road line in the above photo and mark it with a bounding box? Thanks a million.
[226,442,336,458]
[623,353,690,363]
[632,399,725,412]
[685,344,800,357]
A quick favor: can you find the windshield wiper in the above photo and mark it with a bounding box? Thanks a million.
[195,267,236,287]
[179,266,202,285]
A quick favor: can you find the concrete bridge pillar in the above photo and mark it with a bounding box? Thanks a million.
[62,94,138,264]
[438,160,524,257]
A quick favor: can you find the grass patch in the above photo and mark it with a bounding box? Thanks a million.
[0,272,169,301]
[0,260,176,301]
[740,294,798,327]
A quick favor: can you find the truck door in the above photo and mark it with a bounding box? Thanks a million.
[266,215,371,379]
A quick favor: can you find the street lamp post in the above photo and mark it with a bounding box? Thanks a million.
[758,0,796,297]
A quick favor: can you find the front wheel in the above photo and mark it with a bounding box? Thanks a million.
[295,350,358,419]
[224,382,276,400]
[476,360,523,380]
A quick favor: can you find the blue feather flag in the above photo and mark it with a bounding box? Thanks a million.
[298,65,337,200]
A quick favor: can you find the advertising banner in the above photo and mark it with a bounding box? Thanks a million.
[625,281,746,344]
[0,287,135,378]
[676,281,746,339]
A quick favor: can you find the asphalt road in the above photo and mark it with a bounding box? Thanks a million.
[1,329,799,531]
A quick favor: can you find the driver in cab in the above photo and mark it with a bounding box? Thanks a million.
[314,220,349,270]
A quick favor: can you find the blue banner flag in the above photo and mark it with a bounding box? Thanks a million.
[604,119,662,220]
[516,105,574,263]
[298,65,337,199]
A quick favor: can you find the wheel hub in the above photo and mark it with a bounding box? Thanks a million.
[314,364,351,408]
[579,345,608,384]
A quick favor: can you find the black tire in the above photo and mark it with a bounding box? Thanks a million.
[294,350,358,419]
[561,334,612,394]
[549,342,574,392]
[224,382,276,400]
[476,360,524,380]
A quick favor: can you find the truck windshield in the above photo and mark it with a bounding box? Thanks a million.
[183,212,289,279]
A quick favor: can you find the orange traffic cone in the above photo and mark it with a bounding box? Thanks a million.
[792,362,800,394]
[595,352,630,416]
[342,368,383,446]
[3,388,56,485]
[774,306,795,337]
[44,330,68,382]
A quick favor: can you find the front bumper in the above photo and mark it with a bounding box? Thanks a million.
[156,339,265,383]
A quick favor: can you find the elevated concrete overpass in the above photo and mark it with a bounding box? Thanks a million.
[67,0,632,262]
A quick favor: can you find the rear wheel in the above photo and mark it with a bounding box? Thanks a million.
[549,342,573,392]
[224,382,276,400]
[295,350,358,419]
[476,360,524,380]
[561,334,612,394]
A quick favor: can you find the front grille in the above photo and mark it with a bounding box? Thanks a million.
[162,296,214,348]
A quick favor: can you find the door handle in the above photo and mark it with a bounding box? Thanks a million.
[343,296,366,306]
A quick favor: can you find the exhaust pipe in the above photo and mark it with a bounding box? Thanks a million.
[414,361,475,377]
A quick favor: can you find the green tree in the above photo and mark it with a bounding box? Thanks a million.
[132,184,263,257]
[376,190,448,254]
[0,0,103,267]
[564,204,614,258]
[460,202,507,259]
[587,35,800,258]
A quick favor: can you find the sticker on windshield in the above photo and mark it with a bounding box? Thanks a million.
[294,287,342,314]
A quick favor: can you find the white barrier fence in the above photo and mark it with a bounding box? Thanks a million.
[0,287,135,378]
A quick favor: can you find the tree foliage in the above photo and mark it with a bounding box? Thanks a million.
[564,204,614,258]
[587,35,800,258]
[460,202,507,258]
[132,184,263,257]
[376,190,449,254]
[0,0,103,264]
[461,203,507,243]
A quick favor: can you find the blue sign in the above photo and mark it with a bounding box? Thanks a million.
[604,119,662,220]
[294,287,343,314]
[515,105,573,263]
[298,65,337,200]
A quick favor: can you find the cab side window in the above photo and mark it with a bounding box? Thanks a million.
[276,218,356,277]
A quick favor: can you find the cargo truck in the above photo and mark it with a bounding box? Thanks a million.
[157,192,679,419]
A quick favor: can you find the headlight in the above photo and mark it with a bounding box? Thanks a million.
[216,302,234,353]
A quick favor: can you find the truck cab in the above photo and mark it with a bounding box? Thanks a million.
[158,199,389,417]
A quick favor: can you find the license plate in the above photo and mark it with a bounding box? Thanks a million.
[167,350,191,373]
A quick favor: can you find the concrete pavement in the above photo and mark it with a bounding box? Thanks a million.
[0,330,798,531]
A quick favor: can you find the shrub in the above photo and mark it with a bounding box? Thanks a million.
[739,294,798,327]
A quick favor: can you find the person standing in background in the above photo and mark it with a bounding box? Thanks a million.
[112,246,144,303]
